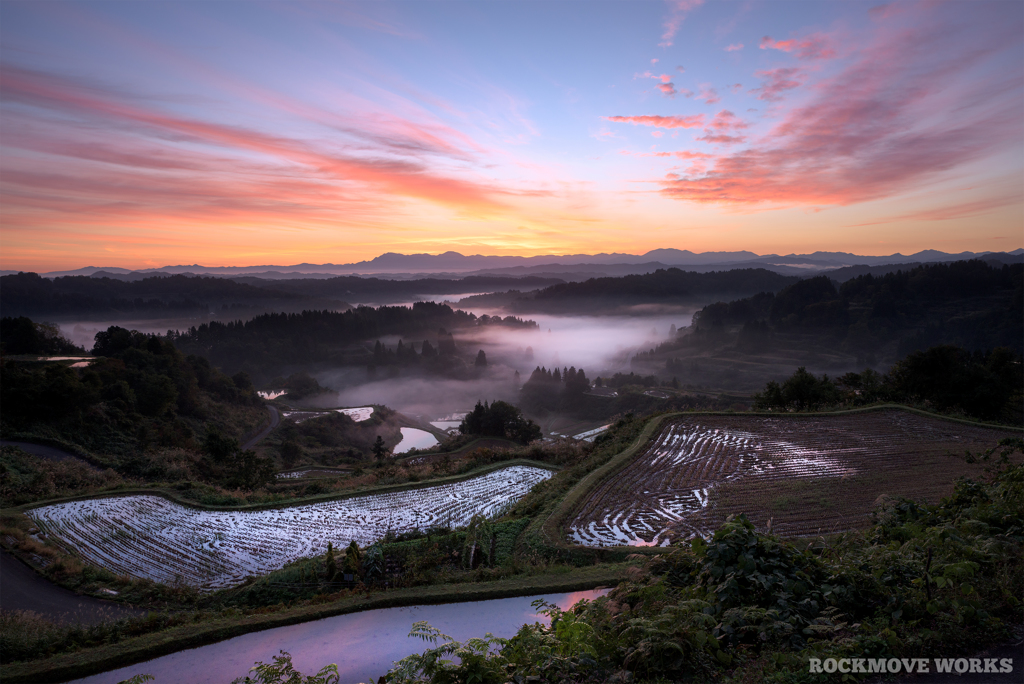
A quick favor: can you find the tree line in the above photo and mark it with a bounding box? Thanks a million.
[754,344,1022,424]
[168,303,536,379]
[685,259,1022,356]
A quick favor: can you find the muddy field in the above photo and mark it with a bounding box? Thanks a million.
[568,410,1019,546]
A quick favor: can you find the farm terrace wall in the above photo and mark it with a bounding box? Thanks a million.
[27,465,552,590]
[569,410,1018,547]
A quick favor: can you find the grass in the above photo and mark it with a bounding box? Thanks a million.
[6,458,559,516]
[1,563,627,683]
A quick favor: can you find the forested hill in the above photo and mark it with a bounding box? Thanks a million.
[0,272,314,319]
[506,268,801,313]
[231,274,564,298]
[0,271,561,320]
[690,259,1023,356]
[169,302,537,380]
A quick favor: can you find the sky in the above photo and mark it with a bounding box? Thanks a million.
[1,0,1022,272]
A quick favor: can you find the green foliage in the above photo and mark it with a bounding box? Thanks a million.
[231,651,339,684]
[754,344,1022,422]
[459,401,541,445]
[385,621,508,684]
[371,449,1024,683]
[0,321,266,495]
[372,435,389,462]
[0,445,124,507]
[0,316,84,355]
[753,367,840,412]
[201,428,275,490]
[117,675,154,684]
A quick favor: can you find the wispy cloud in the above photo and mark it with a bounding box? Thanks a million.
[606,114,705,129]
[659,0,705,48]
[695,84,720,104]
[760,33,836,60]
[725,43,744,52]
[749,68,804,102]
[657,6,1024,207]
[0,63,509,214]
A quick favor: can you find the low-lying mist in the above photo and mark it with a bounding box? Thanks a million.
[305,308,698,419]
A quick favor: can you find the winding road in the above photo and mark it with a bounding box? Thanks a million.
[0,550,146,624]
[242,406,280,450]
[0,440,99,470]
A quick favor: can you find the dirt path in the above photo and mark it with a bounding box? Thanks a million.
[241,406,280,450]
[0,550,146,625]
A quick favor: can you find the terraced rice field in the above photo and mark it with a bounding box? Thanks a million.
[281,407,374,424]
[27,465,552,590]
[569,410,1017,547]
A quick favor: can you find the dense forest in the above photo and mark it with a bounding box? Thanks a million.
[687,260,1022,356]
[232,274,563,299]
[755,345,1023,424]
[0,317,86,355]
[0,272,315,319]
[0,271,562,320]
[0,321,272,494]
[505,268,801,313]
[169,303,536,381]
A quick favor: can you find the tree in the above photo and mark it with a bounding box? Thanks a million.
[280,440,302,468]
[475,350,487,367]
[459,400,541,445]
[372,435,388,462]
[343,541,361,577]
[324,542,338,580]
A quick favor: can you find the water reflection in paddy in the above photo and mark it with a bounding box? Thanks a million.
[395,427,439,453]
[70,589,608,684]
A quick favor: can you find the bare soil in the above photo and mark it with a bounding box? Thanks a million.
[569,410,1019,546]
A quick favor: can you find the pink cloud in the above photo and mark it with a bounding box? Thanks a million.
[657,6,1024,207]
[651,131,664,138]
[676,65,686,73]
[706,109,749,132]
[657,82,678,97]
[0,64,507,213]
[639,150,716,159]
[760,33,836,60]
[696,133,746,144]
[695,85,720,104]
[750,68,804,101]
[725,43,744,52]
[659,0,705,47]
[605,114,705,129]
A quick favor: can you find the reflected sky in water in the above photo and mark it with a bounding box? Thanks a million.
[70,589,607,684]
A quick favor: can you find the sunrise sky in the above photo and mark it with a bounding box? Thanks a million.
[1,0,1022,272]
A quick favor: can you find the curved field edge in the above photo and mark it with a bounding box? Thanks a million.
[537,404,1022,556]
[7,458,559,516]
[1,565,625,684]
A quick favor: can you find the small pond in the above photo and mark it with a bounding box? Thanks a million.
[395,427,438,453]
[69,589,608,684]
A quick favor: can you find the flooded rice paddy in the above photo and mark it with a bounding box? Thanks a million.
[28,466,551,590]
[569,410,1018,546]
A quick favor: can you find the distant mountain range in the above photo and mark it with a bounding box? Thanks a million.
[4,248,1021,281]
